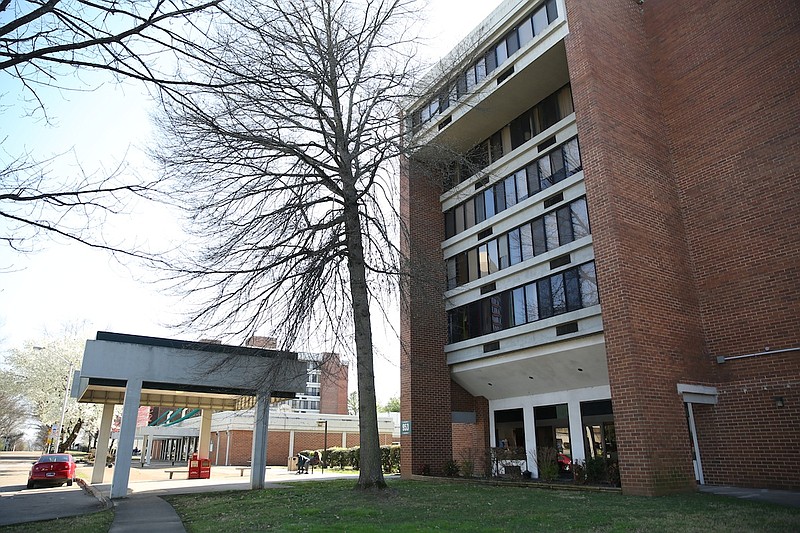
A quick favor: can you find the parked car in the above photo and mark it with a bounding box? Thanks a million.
[27,454,77,489]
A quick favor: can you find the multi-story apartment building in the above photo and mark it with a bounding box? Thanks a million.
[400,0,799,495]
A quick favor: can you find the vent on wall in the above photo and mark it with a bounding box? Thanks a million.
[556,322,579,336]
[438,115,452,130]
[480,282,496,295]
[538,136,556,151]
[497,66,515,84]
[483,341,500,353]
[543,192,564,208]
[477,228,493,240]
[550,254,571,269]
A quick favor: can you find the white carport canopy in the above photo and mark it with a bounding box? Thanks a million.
[73,331,306,498]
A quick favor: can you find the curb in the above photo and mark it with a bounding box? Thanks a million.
[408,474,622,494]
[77,478,114,510]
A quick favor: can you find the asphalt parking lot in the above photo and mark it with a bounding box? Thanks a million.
[0,452,106,526]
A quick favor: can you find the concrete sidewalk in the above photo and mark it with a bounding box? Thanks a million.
[699,485,800,508]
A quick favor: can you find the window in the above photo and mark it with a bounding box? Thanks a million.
[498,234,510,269]
[443,134,581,239]
[506,29,520,56]
[518,18,534,46]
[444,197,592,291]
[485,47,497,73]
[508,228,522,265]
[532,7,548,35]
[504,175,517,208]
[571,198,590,238]
[446,262,597,343]
[512,287,526,326]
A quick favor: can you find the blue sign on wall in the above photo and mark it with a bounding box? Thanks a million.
[401,420,412,435]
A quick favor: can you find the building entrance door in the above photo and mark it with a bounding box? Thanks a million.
[534,404,572,477]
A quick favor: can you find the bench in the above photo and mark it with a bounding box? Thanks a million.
[235,466,250,477]
[164,468,188,479]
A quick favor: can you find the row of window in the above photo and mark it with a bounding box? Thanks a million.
[446,197,590,289]
[441,85,574,191]
[305,385,320,396]
[447,261,598,344]
[445,136,581,239]
[292,399,320,411]
[411,0,559,129]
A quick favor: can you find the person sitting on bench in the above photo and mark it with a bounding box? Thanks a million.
[297,452,310,474]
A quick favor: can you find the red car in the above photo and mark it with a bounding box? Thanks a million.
[27,454,77,489]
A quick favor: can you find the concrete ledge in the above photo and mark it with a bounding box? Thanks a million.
[408,474,622,494]
[77,478,113,509]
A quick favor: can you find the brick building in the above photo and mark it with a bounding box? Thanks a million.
[401,0,799,495]
[147,337,358,466]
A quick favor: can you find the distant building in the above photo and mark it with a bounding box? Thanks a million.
[401,0,799,495]
[146,336,355,465]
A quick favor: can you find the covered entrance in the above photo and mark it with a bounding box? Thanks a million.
[73,332,306,498]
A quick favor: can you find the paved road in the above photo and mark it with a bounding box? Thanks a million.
[0,451,105,526]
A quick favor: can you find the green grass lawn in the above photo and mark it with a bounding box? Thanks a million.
[0,509,113,533]
[164,479,800,533]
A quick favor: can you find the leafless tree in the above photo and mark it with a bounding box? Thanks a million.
[152,0,422,490]
[0,390,28,449]
[1,0,224,258]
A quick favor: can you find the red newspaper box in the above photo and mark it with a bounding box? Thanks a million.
[199,458,211,479]
[188,454,201,479]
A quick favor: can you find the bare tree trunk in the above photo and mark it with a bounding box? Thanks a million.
[344,195,385,489]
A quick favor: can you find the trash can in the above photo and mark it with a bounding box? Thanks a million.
[288,456,298,472]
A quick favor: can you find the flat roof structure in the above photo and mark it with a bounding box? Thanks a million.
[74,331,307,497]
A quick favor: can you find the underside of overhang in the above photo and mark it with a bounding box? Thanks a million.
[77,380,293,411]
[450,333,608,400]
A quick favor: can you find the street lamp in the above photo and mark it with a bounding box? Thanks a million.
[317,420,328,474]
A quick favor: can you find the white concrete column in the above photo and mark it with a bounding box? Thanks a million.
[341,432,347,448]
[92,403,115,484]
[143,435,151,466]
[567,398,586,464]
[523,405,538,478]
[225,431,231,466]
[198,409,213,458]
[250,391,270,489]
[110,378,142,499]
[288,430,295,457]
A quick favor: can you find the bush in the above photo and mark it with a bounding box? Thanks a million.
[443,459,460,477]
[535,447,559,483]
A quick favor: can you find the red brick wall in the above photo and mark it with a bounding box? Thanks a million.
[643,0,800,490]
[319,354,349,415]
[400,156,454,477]
[564,0,709,495]
[210,429,394,466]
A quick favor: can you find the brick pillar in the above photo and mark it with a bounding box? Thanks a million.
[400,156,453,476]
[564,0,712,495]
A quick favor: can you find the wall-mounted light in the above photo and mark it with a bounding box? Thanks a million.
[774,397,785,408]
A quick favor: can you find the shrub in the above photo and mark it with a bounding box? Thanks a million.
[443,459,460,477]
[535,447,559,483]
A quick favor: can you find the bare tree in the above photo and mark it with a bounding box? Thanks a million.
[153,0,422,490]
[0,390,28,450]
[1,0,223,258]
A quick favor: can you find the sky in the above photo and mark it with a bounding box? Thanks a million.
[0,0,502,403]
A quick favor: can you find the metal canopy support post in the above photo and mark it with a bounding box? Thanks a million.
[92,403,115,484]
[198,409,213,459]
[250,391,271,489]
[111,378,142,498]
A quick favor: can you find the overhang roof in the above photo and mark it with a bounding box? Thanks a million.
[74,332,307,410]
